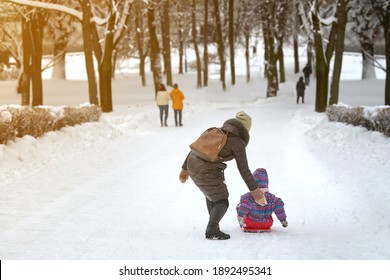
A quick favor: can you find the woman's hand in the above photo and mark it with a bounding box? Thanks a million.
[250,188,267,206]
[179,169,189,183]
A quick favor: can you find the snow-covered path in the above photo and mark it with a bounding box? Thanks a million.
[1,77,389,260]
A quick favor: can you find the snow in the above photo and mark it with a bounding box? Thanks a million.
[0,48,390,272]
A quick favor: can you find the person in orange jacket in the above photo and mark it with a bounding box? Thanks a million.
[170,83,185,127]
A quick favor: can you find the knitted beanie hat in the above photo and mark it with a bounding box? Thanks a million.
[253,168,268,190]
[235,111,252,132]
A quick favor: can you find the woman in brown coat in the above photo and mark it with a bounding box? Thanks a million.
[179,112,267,240]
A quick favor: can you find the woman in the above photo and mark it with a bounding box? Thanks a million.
[156,83,170,127]
[179,111,267,240]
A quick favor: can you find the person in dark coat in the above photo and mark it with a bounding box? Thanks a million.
[296,76,306,104]
[302,63,312,86]
[179,111,267,240]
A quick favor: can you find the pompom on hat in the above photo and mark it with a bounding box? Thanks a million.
[235,111,252,132]
[253,168,269,190]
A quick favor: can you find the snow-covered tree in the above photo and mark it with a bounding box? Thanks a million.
[4,0,133,112]
[329,0,348,105]
[261,0,279,97]
[350,0,380,79]
[133,0,148,86]
[46,0,76,80]
[370,0,390,105]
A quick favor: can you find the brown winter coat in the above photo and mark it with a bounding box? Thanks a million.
[182,119,257,202]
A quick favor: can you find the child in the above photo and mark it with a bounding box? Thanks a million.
[236,168,288,232]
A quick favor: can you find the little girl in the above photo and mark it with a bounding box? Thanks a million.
[236,168,288,232]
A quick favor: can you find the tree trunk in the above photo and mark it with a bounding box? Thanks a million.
[371,0,390,105]
[203,0,209,87]
[19,15,31,105]
[178,27,184,74]
[30,12,44,107]
[135,3,146,86]
[99,11,116,113]
[162,0,172,86]
[307,38,314,69]
[245,32,250,83]
[277,38,285,83]
[81,0,99,106]
[213,0,226,91]
[262,4,278,97]
[329,0,347,105]
[385,26,390,105]
[192,0,202,88]
[51,36,66,80]
[312,7,329,112]
[147,3,162,97]
[361,42,376,79]
[293,34,299,74]
[228,0,235,85]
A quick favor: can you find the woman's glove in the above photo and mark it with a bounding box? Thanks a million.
[251,188,267,206]
[281,221,288,228]
[179,169,189,183]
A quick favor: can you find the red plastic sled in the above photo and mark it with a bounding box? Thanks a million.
[242,228,271,233]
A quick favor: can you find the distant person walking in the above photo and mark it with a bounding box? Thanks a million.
[156,83,170,127]
[296,76,306,104]
[302,63,312,86]
[170,83,185,127]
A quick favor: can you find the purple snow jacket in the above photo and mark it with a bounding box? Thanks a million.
[236,168,287,224]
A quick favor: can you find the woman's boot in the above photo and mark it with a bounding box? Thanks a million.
[205,203,230,240]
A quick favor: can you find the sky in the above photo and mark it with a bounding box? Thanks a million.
[0,47,389,279]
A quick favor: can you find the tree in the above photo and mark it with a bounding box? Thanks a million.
[310,0,338,112]
[370,0,390,105]
[351,0,380,79]
[275,0,288,84]
[203,0,209,86]
[228,0,235,85]
[192,0,202,88]
[97,2,116,112]
[147,1,162,97]
[134,0,148,86]
[0,4,22,69]
[173,1,189,75]
[213,0,226,91]
[47,0,76,80]
[13,6,48,106]
[296,0,314,71]
[236,0,262,83]
[261,1,278,97]
[329,0,348,105]
[161,0,172,86]
[79,0,99,106]
[5,0,133,112]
